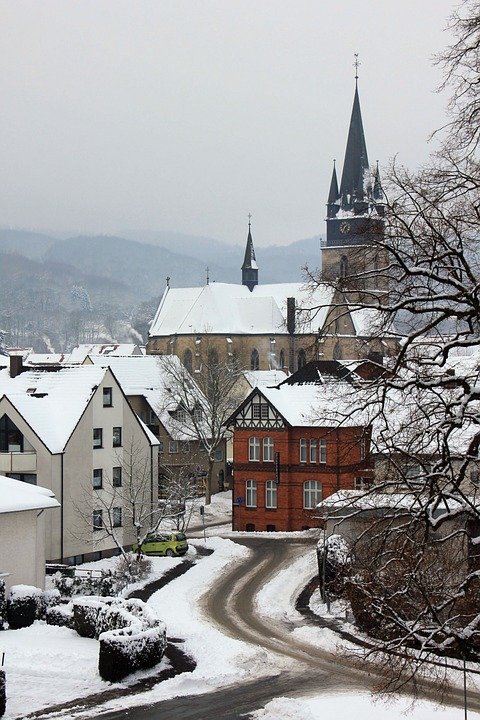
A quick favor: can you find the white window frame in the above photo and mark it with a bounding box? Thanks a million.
[246,479,257,508]
[263,437,274,462]
[303,480,322,509]
[299,438,307,463]
[249,437,260,462]
[319,438,327,464]
[265,480,277,509]
[309,440,317,463]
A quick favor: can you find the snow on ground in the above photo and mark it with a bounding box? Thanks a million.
[251,692,480,720]
[86,537,277,718]
[255,546,317,623]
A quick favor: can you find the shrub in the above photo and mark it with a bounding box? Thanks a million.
[45,603,74,629]
[0,669,5,717]
[98,624,167,682]
[73,598,109,638]
[7,585,42,629]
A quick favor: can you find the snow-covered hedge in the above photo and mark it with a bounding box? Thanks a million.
[7,585,43,629]
[317,534,350,598]
[71,595,166,680]
[99,624,167,681]
[45,602,74,629]
[0,669,5,717]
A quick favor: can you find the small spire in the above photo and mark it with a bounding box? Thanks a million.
[373,161,384,201]
[327,160,339,204]
[242,215,258,292]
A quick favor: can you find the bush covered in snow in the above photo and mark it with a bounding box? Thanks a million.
[0,669,5,717]
[317,534,350,599]
[7,585,43,629]
[99,624,167,682]
[71,595,166,680]
[45,602,74,629]
[52,554,151,599]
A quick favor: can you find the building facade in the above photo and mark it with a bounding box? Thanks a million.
[227,361,373,532]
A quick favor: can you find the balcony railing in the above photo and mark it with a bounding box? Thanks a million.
[0,452,37,474]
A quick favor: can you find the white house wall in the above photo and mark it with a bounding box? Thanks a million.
[0,509,49,592]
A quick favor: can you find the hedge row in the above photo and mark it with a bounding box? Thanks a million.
[6,586,60,630]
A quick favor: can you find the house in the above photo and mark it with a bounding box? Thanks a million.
[0,357,159,563]
[84,353,227,494]
[226,360,373,532]
[0,474,59,591]
[24,343,144,367]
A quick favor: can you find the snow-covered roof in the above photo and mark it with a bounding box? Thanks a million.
[259,382,371,428]
[87,354,207,440]
[149,282,335,337]
[25,353,70,366]
[0,366,109,453]
[243,370,288,388]
[68,344,143,364]
[0,474,59,514]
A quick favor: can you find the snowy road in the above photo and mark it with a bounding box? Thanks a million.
[96,536,480,720]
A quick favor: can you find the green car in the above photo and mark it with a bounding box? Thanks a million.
[135,532,189,557]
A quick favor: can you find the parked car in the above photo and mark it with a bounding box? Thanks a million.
[134,532,189,557]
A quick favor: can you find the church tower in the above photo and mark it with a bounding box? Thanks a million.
[241,216,258,292]
[322,68,385,295]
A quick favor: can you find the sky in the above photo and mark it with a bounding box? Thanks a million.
[0,0,458,247]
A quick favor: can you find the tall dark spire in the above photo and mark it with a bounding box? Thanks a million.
[241,214,258,292]
[327,160,339,211]
[339,83,369,208]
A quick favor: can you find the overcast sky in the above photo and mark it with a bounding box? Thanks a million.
[0,0,458,246]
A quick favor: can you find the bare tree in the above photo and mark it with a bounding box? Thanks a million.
[157,351,244,505]
[311,0,480,689]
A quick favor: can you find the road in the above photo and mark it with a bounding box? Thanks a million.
[93,536,480,719]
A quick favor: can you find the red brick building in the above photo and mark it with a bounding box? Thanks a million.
[227,361,373,532]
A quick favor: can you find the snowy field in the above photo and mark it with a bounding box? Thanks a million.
[0,491,477,719]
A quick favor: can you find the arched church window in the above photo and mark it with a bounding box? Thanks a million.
[183,349,193,374]
[340,255,348,278]
[279,349,285,369]
[333,341,343,360]
[251,348,260,371]
[208,348,219,368]
[297,349,307,370]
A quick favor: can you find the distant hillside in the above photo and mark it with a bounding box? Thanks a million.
[0,228,60,260]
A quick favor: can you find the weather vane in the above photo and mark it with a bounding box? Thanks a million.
[248,212,252,230]
[354,53,360,82]
[206,266,210,285]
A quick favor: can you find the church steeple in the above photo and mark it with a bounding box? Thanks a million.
[339,82,369,210]
[327,160,339,218]
[241,215,258,292]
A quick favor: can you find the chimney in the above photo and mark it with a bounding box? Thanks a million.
[287,297,296,335]
[10,355,24,378]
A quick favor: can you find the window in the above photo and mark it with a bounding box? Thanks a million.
[471,468,480,486]
[297,349,307,370]
[249,437,260,461]
[208,348,219,368]
[112,427,122,447]
[265,480,277,509]
[251,348,260,371]
[169,440,179,454]
[214,447,223,461]
[92,509,103,531]
[360,436,367,460]
[93,469,103,489]
[112,507,122,527]
[299,438,307,463]
[93,428,103,449]
[158,440,164,454]
[319,438,327,464]
[103,387,112,407]
[112,466,122,487]
[246,480,257,507]
[309,440,317,463]
[194,406,203,423]
[6,473,37,485]
[175,408,186,423]
[303,480,322,509]
[354,476,370,491]
[279,349,285,369]
[183,349,193,374]
[340,255,348,278]
[181,441,190,453]
[263,437,274,462]
[0,414,25,452]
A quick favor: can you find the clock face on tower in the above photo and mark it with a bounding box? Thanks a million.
[340,221,351,234]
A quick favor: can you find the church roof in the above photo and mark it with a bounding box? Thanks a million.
[242,227,258,271]
[339,83,369,203]
[149,282,335,337]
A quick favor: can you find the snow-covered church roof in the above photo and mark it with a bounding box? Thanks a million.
[149,282,335,337]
